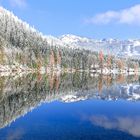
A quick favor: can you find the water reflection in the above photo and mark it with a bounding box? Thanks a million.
[6,128,25,140]
[88,115,140,137]
[0,72,140,139]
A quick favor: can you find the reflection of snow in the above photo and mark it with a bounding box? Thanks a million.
[61,95,87,103]
[120,84,140,100]
[59,83,140,103]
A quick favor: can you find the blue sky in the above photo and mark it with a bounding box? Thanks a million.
[0,0,140,39]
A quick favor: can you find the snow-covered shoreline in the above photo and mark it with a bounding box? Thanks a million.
[0,64,140,77]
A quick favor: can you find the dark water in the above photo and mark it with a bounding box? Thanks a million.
[0,72,140,140]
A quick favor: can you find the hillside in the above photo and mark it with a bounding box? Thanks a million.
[60,34,140,59]
[0,7,139,74]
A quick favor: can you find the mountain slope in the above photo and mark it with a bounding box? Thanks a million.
[60,34,140,59]
[0,6,139,73]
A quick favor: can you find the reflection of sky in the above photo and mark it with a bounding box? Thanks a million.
[0,100,140,139]
[88,115,140,137]
[6,128,25,140]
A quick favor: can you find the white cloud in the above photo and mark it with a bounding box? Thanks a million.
[9,0,27,8]
[86,4,140,25]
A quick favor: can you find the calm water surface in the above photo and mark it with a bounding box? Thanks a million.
[0,73,140,140]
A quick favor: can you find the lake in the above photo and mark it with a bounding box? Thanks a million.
[0,72,140,140]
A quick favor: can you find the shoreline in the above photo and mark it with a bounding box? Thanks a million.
[0,65,140,77]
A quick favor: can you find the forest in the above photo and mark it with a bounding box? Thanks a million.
[0,7,139,73]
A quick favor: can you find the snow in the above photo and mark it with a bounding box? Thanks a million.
[60,34,90,44]
[0,6,140,59]
[60,34,140,59]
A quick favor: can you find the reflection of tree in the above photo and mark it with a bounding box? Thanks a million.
[49,73,54,91]
[0,77,5,100]
[0,72,139,129]
[55,74,60,93]
[48,73,61,92]
[116,74,125,84]
[98,75,103,93]
[134,64,139,74]
[106,75,113,88]
[134,68,139,81]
